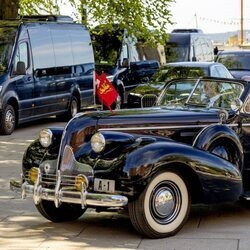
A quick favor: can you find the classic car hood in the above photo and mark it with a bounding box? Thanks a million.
[64,107,221,145]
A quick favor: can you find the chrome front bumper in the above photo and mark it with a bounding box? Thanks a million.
[10,172,128,209]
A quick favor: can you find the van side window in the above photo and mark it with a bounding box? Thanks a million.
[14,42,29,71]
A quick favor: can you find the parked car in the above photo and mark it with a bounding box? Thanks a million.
[216,50,250,79]
[127,62,233,108]
[0,15,95,135]
[11,77,250,238]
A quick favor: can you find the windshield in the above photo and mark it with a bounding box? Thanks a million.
[217,53,250,70]
[157,78,244,110]
[0,26,17,73]
[165,44,189,62]
[91,29,123,73]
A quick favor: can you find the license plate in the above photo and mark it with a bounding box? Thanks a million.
[94,178,115,193]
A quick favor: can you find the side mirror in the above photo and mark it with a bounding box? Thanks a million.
[231,98,243,112]
[16,61,26,75]
[121,58,129,68]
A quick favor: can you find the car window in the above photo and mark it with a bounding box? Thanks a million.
[187,79,244,109]
[217,53,250,70]
[244,96,250,113]
[215,65,232,78]
[157,79,197,105]
[14,41,29,71]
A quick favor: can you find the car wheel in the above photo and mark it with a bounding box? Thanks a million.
[36,200,86,222]
[208,139,242,170]
[0,104,16,135]
[68,96,79,119]
[128,171,190,238]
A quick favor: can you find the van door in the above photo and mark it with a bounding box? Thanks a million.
[28,26,58,116]
[13,40,34,121]
[51,24,95,111]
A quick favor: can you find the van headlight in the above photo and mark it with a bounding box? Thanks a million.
[91,132,105,153]
[39,129,53,148]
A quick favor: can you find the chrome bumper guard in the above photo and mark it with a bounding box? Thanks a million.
[10,172,128,209]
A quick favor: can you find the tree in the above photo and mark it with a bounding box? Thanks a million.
[1,0,174,45]
[0,0,19,19]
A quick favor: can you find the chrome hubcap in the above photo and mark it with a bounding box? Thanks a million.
[5,110,15,130]
[150,181,181,224]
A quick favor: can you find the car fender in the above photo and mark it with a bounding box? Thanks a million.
[124,141,242,203]
[1,90,19,110]
[22,127,64,174]
[193,124,244,170]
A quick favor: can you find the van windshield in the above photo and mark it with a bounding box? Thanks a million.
[165,43,189,62]
[0,26,17,73]
[91,29,123,74]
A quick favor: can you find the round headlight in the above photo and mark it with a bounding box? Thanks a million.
[39,129,53,148]
[91,132,105,153]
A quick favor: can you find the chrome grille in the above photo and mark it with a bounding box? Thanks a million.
[141,94,157,108]
[24,171,78,187]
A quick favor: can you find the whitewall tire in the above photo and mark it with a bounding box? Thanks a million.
[128,171,191,238]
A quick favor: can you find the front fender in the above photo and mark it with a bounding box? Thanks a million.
[22,127,64,174]
[123,141,242,203]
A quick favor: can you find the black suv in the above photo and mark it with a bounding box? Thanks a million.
[0,15,95,135]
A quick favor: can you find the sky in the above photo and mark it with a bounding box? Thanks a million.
[169,0,250,34]
[60,0,250,34]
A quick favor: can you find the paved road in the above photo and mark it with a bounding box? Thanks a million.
[1,118,250,250]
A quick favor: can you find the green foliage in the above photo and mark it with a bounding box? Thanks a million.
[19,0,174,45]
[19,0,60,15]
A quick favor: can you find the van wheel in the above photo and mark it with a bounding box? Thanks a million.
[0,104,16,135]
[128,171,190,238]
[68,97,79,119]
[36,200,86,222]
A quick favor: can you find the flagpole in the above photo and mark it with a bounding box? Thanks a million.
[240,0,244,45]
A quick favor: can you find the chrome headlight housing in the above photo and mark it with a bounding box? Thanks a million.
[39,129,53,148]
[91,132,105,153]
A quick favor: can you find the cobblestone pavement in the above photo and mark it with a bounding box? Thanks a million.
[1,117,250,250]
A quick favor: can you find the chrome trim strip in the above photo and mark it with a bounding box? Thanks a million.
[98,123,239,132]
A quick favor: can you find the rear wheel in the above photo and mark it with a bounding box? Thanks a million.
[67,96,79,119]
[128,171,190,238]
[0,104,16,135]
[36,200,86,222]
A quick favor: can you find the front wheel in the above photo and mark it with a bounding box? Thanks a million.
[128,171,190,238]
[36,200,86,222]
[0,104,16,135]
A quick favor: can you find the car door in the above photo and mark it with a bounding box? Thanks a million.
[13,40,34,120]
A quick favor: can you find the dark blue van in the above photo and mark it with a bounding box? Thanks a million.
[0,16,95,135]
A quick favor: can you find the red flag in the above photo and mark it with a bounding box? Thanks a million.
[95,71,118,111]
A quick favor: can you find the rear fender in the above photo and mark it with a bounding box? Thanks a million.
[193,124,244,171]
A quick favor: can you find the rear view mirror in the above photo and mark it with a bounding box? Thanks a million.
[16,61,26,75]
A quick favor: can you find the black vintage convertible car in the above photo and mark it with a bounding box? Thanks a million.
[10,77,250,238]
